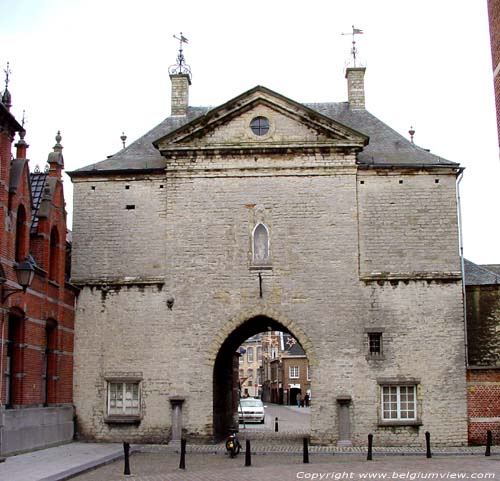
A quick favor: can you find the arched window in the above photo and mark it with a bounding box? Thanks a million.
[49,227,59,282]
[252,223,270,263]
[6,310,24,407]
[15,204,28,262]
[43,319,58,405]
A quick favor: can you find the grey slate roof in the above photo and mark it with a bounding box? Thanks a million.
[70,92,457,176]
[464,259,500,286]
[306,103,456,167]
[71,107,209,174]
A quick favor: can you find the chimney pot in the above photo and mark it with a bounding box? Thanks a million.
[345,67,366,110]
[170,73,191,116]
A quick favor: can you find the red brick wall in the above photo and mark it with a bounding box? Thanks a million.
[0,117,76,409]
[467,368,500,445]
[489,0,500,150]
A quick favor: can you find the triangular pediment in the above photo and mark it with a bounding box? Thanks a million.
[153,86,368,154]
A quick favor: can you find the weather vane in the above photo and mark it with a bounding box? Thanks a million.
[341,26,364,67]
[169,32,192,77]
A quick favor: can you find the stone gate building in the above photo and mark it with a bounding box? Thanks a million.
[69,62,468,446]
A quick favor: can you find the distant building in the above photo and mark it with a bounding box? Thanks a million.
[238,334,262,397]
[464,260,500,445]
[281,341,311,407]
[0,77,76,455]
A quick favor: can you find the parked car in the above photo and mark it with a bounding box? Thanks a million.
[238,398,266,423]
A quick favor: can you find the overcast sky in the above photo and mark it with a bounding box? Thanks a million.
[1,0,498,263]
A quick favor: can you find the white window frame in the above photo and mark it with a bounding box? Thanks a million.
[380,385,417,421]
[247,347,254,363]
[107,381,140,417]
[289,366,299,379]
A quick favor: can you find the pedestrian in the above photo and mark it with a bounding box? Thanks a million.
[296,392,301,407]
[300,395,305,407]
[304,393,310,407]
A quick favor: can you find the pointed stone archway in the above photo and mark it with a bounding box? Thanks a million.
[209,307,314,441]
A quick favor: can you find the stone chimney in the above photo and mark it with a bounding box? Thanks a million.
[15,129,29,159]
[345,67,366,110]
[170,73,191,116]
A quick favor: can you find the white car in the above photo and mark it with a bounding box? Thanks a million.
[238,398,266,424]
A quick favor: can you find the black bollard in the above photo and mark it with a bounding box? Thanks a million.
[275,417,279,432]
[425,431,432,459]
[367,434,373,461]
[486,430,492,457]
[245,439,251,466]
[179,438,186,469]
[303,437,310,464]
[123,442,131,475]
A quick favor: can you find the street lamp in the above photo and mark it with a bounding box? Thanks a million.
[0,260,35,302]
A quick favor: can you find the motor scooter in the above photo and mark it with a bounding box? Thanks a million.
[225,430,241,458]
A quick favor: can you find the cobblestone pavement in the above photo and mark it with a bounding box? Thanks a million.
[69,452,500,481]
[236,403,310,440]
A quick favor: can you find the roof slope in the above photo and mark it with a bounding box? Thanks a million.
[70,89,457,176]
[464,259,500,286]
[30,171,48,233]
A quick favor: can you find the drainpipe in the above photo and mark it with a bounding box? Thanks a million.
[456,168,468,367]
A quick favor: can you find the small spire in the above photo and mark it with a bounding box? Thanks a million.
[120,132,127,149]
[409,126,415,143]
[53,130,63,152]
[2,62,12,109]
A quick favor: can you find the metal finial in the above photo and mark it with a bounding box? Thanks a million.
[169,32,192,77]
[341,25,364,67]
[409,126,415,143]
[2,62,12,108]
[21,110,26,128]
[4,62,11,89]
[120,132,127,149]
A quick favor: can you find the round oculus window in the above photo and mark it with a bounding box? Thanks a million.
[250,116,270,136]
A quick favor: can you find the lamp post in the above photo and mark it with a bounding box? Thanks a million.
[0,260,35,302]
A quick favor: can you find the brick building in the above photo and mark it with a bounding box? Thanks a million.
[488,0,500,149]
[464,260,500,445]
[69,56,468,446]
[281,341,311,407]
[0,77,76,455]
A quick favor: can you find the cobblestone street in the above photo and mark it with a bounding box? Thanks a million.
[69,452,500,481]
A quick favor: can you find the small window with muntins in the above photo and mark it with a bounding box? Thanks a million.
[250,116,270,136]
[368,333,382,354]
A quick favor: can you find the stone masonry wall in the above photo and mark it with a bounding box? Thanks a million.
[72,159,467,446]
[71,176,167,282]
[358,171,460,278]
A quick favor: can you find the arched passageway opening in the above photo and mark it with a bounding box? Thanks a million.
[213,315,309,441]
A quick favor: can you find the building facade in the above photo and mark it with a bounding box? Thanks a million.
[70,63,467,446]
[464,260,500,445]
[0,81,76,455]
[238,334,262,398]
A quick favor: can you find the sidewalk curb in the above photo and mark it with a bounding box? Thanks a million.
[38,445,138,481]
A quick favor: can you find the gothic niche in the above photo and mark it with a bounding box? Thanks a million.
[252,223,270,264]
